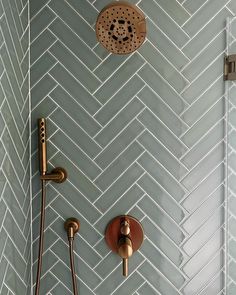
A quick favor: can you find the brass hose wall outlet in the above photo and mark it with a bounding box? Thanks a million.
[64,218,80,240]
[38,118,67,183]
[105,215,144,276]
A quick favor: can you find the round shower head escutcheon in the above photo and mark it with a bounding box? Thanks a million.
[96,1,146,55]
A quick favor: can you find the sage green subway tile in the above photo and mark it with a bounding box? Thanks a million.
[182,143,224,190]
[21,51,29,78]
[138,109,187,158]
[32,207,58,240]
[138,262,180,295]
[94,53,145,104]
[200,272,224,295]
[138,282,159,295]
[183,9,231,59]
[94,252,121,279]
[33,272,56,295]
[138,131,188,180]
[94,0,139,10]
[50,283,72,295]
[143,217,185,266]
[93,43,110,60]
[138,86,188,136]
[51,197,102,246]
[95,75,144,125]
[50,108,101,158]
[230,240,236,260]
[50,86,101,137]
[138,174,184,223]
[230,85,236,106]
[95,163,144,212]
[5,265,27,294]
[181,99,225,148]
[146,19,189,70]
[182,251,223,294]
[30,6,56,42]
[95,120,144,169]
[3,184,25,231]
[51,152,102,205]
[183,186,224,234]
[95,98,144,147]
[183,0,208,13]
[183,229,224,277]
[51,240,101,289]
[7,0,23,38]
[228,1,236,15]
[153,0,190,25]
[68,0,98,26]
[139,64,186,114]
[31,74,56,109]
[230,109,236,130]
[49,0,97,48]
[113,272,145,295]
[181,78,224,126]
[30,0,49,18]
[95,252,144,295]
[138,196,184,244]
[30,51,56,86]
[94,238,110,258]
[2,129,24,182]
[95,141,144,191]
[229,130,236,151]
[182,55,223,104]
[138,153,186,202]
[20,4,28,33]
[3,156,25,206]
[1,49,24,110]
[0,258,8,292]
[51,130,101,180]
[182,120,224,170]
[2,102,24,157]
[139,42,187,93]
[94,54,129,81]
[182,207,224,256]
[139,0,189,48]
[229,217,236,238]
[49,41,101,93]
[1,72,24,131]
[182,32,225,82]
[140,240,185,288]
[30,29,56,64]
[0,199,6,227]
[182,163,224,212]
[50,63,101,115]
[49,18,100,70]
[95,184,144,233]
[4,238,27,278]
[229,195,236,216]
[183,0,228,37]
[1,1,23,60]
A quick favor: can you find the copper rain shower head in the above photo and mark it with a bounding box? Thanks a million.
[96,1,146,55]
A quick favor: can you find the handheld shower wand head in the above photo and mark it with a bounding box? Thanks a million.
[38,118,47,175]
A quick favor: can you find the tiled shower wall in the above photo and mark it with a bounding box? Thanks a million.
[0,0,31,294]
[30,0,235,294]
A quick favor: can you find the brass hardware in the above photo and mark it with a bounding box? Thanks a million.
[105,215,144,276]
[64,218,80,240]
[40,167,67,183]
[38,118,67,183]
[96,1,146,55]
[224,54,236,80]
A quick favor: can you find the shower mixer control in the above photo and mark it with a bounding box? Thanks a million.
[105,215,144,276]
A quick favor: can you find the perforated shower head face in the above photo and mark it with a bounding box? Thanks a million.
[96,1,146,55]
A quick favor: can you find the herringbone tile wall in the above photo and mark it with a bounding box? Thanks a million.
[30,0,235,294]
[0,0,31,294]
[226,16,236,295]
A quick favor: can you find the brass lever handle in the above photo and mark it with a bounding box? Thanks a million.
[105,215,144,277]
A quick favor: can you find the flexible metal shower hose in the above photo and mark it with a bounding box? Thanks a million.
[35,180,46,295]
[68,238,79,295]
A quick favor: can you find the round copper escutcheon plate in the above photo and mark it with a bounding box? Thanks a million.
[105,215,144,253]
[96,1,146,54]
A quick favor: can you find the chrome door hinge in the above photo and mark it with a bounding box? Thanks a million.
[224,54,236,81]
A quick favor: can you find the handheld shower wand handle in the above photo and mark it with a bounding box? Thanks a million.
[38,118,47,175]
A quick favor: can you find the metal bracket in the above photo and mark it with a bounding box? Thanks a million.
[224,54,236,81]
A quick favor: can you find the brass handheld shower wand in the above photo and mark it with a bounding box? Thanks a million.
[35,118,68,295]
